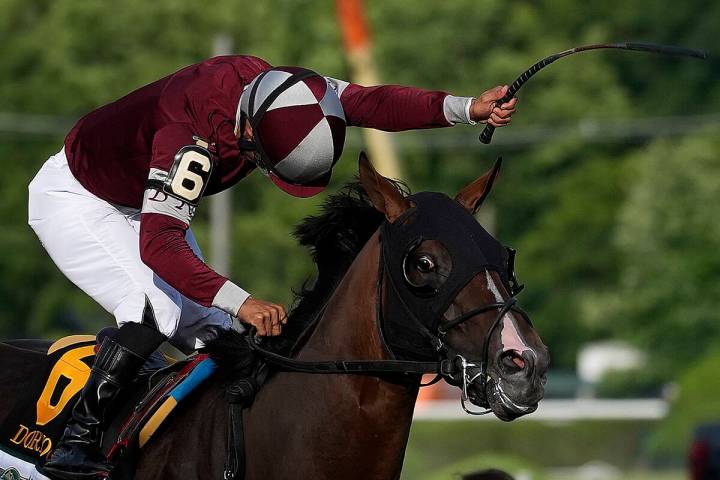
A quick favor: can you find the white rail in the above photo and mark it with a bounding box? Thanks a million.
[413,398,668,421]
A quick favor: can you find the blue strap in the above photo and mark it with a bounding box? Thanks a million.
[169,358,217,402]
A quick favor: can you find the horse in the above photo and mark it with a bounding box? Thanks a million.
[0,153,549,479]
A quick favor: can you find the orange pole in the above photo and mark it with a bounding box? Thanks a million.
[337,0,371,52]
[336,0,402,179]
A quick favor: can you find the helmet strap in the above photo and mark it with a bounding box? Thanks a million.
[237,112,256,151]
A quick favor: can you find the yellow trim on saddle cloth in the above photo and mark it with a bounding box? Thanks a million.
[47,335,97,355]
[138,397,178,448]
[36,345,96,426]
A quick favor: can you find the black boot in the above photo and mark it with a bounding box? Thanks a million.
[43,323,164,479]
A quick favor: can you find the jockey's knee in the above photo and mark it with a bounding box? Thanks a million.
[175,307,234,351]
[114,291,181,339]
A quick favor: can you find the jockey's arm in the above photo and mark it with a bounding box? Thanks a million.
[326,78,517,130]
[140,123,284,336]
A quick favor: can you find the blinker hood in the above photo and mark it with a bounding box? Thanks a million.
[380,192,512,361]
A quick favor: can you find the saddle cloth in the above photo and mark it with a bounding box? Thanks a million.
[0,335,216,479]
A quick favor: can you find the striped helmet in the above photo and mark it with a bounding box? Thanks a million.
[238,67,346,197]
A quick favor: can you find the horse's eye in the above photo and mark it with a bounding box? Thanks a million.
[416,255,435,273]
[402,242,449,297]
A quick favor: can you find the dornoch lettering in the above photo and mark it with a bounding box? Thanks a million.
[9,424,53,457]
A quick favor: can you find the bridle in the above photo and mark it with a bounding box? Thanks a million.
[245,214,532,415]
[377,234,531,414]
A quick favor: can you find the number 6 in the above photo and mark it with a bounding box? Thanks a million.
[164,145,213,205]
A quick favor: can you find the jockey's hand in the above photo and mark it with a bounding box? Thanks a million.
[470,85,518,128]
[237,298,287,337]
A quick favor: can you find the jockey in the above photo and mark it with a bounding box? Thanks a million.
[28,55,516,479]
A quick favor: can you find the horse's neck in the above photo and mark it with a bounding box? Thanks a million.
[297,231,390,362]
[276,231,418,478]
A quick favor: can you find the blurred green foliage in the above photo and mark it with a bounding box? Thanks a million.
[0,0,718,384]
[581,129,720,373]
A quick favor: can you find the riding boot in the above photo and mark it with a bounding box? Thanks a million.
[42,323,164,479]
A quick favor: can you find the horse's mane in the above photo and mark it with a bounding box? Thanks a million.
[206,180,408,368]
[264,181,400,355]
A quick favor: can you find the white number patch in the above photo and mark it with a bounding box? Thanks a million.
[164,146,213,205]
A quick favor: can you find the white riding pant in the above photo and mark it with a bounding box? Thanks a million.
[28,148,232,353]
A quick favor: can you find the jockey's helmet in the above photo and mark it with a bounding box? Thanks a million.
[237,67,346,197]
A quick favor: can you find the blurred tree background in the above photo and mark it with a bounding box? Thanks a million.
[1,0,719,465]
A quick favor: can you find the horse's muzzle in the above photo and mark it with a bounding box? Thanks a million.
[468,350,547,421]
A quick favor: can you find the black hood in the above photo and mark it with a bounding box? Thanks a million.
[379,192,513,360]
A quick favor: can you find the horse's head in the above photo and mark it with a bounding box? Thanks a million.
[359,153,549,420]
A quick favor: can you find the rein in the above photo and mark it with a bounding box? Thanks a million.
[243,256,451,377]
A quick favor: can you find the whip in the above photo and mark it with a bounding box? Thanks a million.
[479,42,709,144]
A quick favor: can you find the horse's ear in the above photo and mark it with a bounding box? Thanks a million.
[358,152,411,222]
[455,157,502,213]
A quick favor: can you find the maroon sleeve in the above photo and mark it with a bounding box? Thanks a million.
[139,213,228,307]
[339,83,453,131]
[140,123,229,307]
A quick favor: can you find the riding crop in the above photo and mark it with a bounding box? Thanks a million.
[479,42,709,145]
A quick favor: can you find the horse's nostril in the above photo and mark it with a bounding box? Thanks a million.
[511,355,526,370]
[499,350,526,374]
